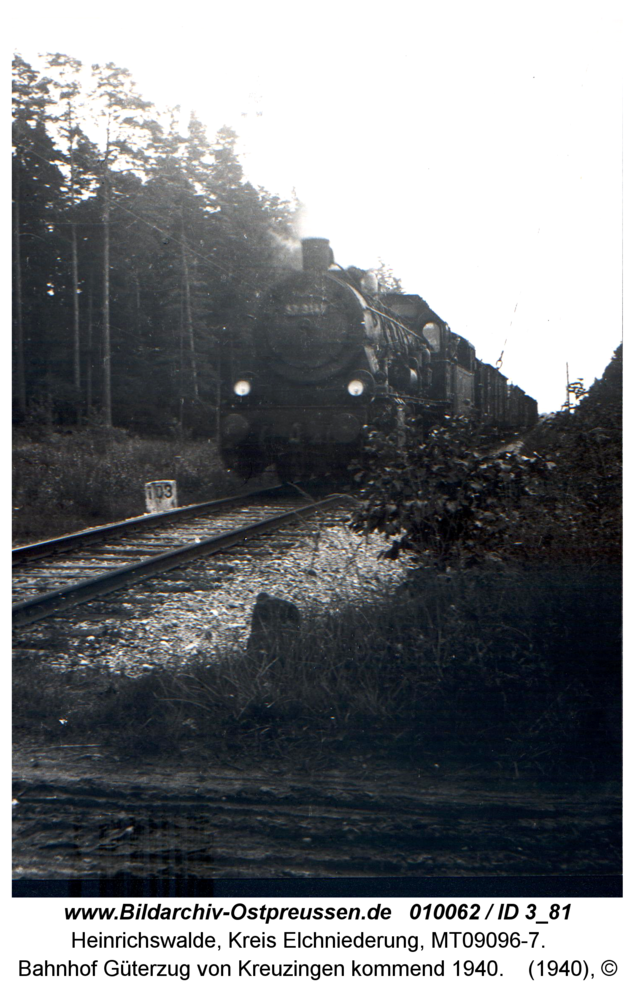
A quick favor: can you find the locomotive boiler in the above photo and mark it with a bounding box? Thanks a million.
[220,238,537,479]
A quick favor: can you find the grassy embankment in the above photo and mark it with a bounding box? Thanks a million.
[13,348,622,779]
[12,429,242,545]
[13,565,620,778]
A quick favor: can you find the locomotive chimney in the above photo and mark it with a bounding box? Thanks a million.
[301,238,334,272]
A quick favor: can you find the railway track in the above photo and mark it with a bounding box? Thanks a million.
[13,486,346,629]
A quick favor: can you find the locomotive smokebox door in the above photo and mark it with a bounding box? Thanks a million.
[145,480,178,513]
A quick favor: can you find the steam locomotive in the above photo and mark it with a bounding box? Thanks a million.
[220,238,538,479]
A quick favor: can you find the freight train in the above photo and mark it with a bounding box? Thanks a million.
[220,238,538,479]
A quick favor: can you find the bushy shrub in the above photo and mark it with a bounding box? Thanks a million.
[351,417,553,567]
[352,345,622,567]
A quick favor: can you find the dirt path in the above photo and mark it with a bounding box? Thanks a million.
[13,741,620,880]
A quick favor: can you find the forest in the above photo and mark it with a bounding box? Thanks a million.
[12,53,299,435]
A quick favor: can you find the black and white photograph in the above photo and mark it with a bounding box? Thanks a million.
[11,1,622,895]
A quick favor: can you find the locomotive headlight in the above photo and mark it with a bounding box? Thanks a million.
[347,379,365,397]
[233,379,252,397]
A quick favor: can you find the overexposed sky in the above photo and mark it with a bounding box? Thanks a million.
[11,0,624,412]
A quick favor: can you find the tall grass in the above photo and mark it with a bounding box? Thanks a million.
[13,566,620,778]
[12,429,242,544]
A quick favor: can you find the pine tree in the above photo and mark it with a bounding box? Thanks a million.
[44,54,101,417]
[88,62,163,426]
[12,55,66,418]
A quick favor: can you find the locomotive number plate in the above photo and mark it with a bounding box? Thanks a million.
[284,299,327,316]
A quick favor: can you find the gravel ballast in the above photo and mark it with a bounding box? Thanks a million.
[13,509,408,675]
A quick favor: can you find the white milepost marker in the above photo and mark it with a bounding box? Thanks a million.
[144,480,178,513]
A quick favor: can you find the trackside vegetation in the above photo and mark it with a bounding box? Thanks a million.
[12,432,243,544]
[12,347,622,781]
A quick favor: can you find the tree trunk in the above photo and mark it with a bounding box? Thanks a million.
[134,273,142,352]
[102,179,112,426]
[13,160,26,416]
[87,282,93,413]
[215,367,221,445]
[178,286,185,435]
[71,221,81,417]
[180,216,199,400]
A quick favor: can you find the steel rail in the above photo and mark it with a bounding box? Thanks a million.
[12,496,343,629]
[12,485,287,564]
